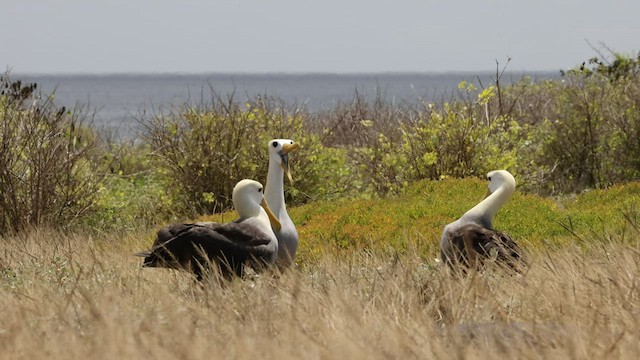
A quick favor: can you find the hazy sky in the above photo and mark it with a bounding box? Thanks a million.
[2,0,639,74]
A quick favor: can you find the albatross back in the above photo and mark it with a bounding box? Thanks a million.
[441,223,525,272]
[137,219,277,280]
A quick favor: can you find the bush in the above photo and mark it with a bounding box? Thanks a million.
[140,94,353,215]
[512,56,640,194]
[351,82,525,196]
[79,141,181,233]
[310,89,408,148]
[5,51,640,233]
[0,74,106,233]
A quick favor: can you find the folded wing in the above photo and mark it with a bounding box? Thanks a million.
[137,222,274,280]
[442,223,525,272]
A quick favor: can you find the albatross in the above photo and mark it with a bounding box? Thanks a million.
[264,139,300,267]
[440,170,525,271]
[136,179,281,280]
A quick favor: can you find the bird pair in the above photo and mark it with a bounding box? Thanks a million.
[136,139,300,280]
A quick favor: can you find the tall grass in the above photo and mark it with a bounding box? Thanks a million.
[1,175,639,359]
[0,226,639,359]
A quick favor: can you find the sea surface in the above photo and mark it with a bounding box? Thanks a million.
[12,72,559,139]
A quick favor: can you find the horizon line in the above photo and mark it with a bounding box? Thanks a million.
[8,69,562,77]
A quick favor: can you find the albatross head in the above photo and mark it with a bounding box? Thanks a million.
[462,170,516,228]
[268,139,300,184]
[233,179,282,232]
[485,170,516,197]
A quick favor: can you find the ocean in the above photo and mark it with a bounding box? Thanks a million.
[12,72,559,139]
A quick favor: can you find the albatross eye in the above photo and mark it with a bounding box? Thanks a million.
[488,176,492,181]
[272,142,278,148]
[258,188,262,192]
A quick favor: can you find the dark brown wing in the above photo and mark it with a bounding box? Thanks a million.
[153,222,223,247]
[136,222,274,280]
[441,223,525,272]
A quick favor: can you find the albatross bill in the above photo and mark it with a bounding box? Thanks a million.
[279,142,300,184]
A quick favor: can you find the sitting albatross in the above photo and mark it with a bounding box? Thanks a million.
[135,179,281,280]
[440,170,525,271]
[264,139,300,267]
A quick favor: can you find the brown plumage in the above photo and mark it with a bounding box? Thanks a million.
[440,223,525,271]
[136,221,277,280]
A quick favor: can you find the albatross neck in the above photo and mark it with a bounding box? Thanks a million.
[264,159,286,217]
[462,185,513,228]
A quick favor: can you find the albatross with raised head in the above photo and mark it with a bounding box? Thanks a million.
[264,139,300,267]
[136,179,281,280]
[440,170,525,271]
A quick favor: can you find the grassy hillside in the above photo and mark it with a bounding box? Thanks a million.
[197,178,640,264]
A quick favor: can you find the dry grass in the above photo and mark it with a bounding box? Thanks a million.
[1,228,639,359]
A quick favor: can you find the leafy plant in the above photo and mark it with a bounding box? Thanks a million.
[0,74,106,233]
[140,94,353,215]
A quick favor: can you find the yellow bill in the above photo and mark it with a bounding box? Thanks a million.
[282,142,300,154]
[280,142,300,184]
[261,198,282,232]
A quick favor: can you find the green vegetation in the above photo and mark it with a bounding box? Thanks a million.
[1,51,640,237]
[141,100,353,216]
[187,178,640,265]
[0,76,106,233]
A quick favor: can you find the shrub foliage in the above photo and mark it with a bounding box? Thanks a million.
[140,95,352,215]
[0,74,105,232]
[2,51,640,232]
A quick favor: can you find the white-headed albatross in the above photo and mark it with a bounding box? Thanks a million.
[264,139,300,267]
[440,170,525,271]
[136,179,281,280]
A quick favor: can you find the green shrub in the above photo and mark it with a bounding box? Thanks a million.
[564,51,640,81]
[527,75,610,193]
[351,82,525,196]
[140,96,353,215]
[513,60,640,194]
[83,171,177,233]
[310,89,407,148]
[6,51,640,233]
[0,74,106,233]
[79,141,181,233]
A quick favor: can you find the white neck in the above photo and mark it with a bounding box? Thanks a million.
[235,200,260,220]
[255,208,273,229]
[461,185,513,228]
[264,158,286,218]
[236,201,272,228]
